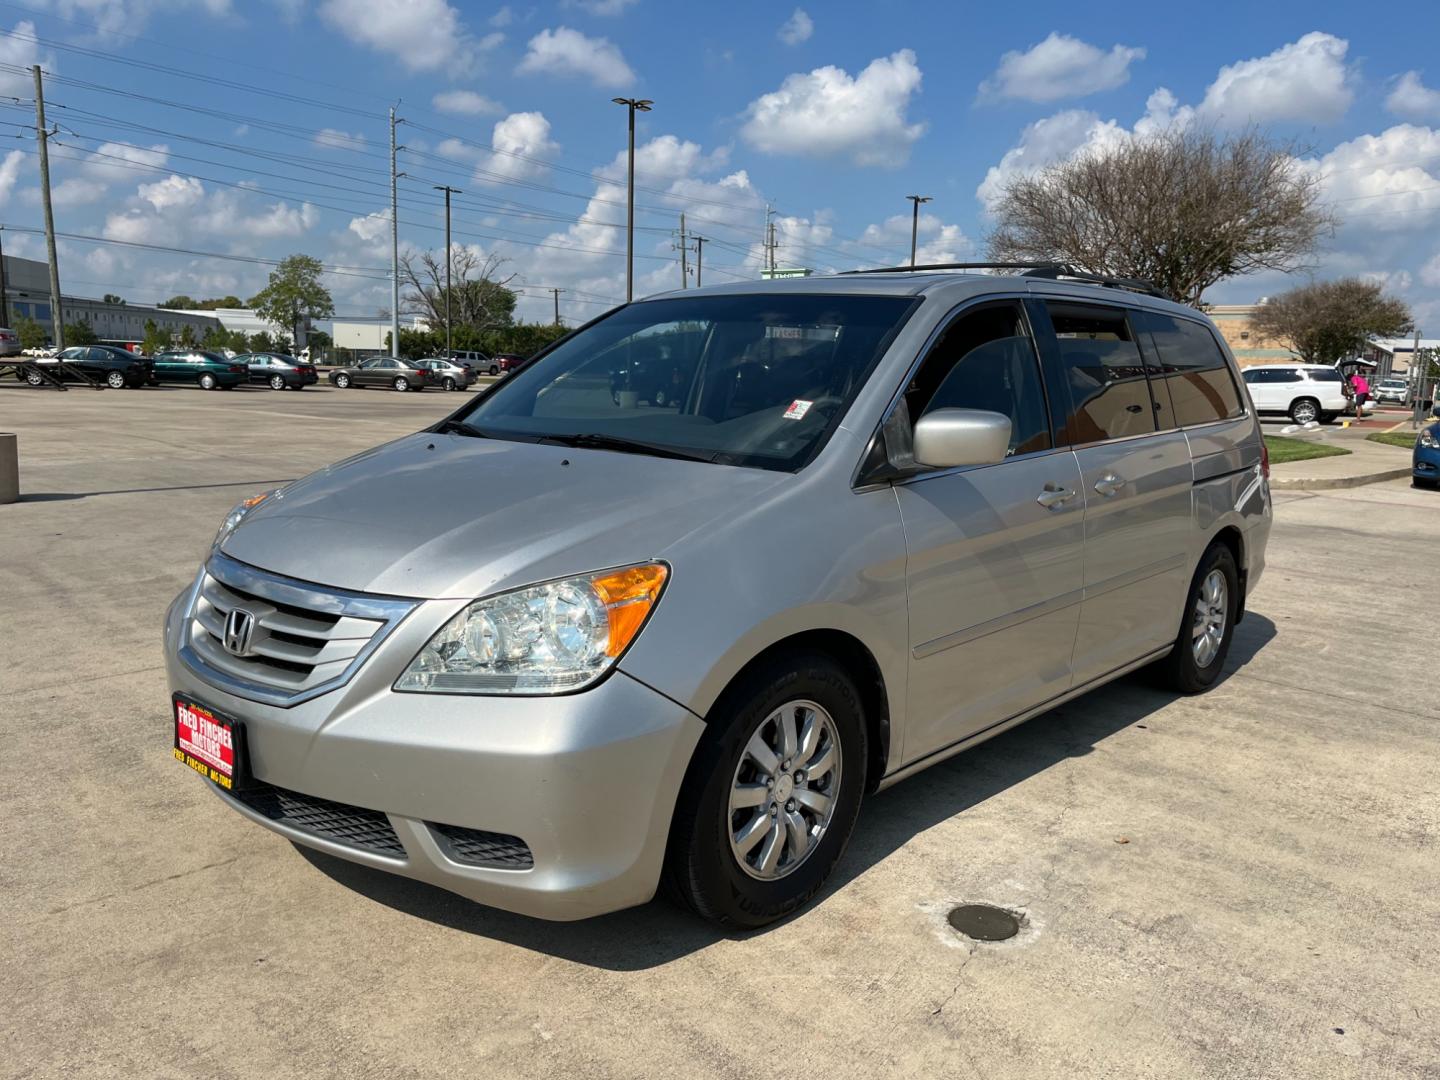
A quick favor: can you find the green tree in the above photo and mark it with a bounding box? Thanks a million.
[249,330,276,353]
[1251,279,1413,366]
[15,315,46,350]
[158,295,197,310]
[225,329,250,353]
[64,319,99,345]
[102,293,126,306]
[249,254,334,348]
[142,319,171,355]
[178,324,197,347]
[201,324,229,351]
[306,329,332,350]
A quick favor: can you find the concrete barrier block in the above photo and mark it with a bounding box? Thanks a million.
[0,432,17,504]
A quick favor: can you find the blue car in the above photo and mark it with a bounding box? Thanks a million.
[1415,418,1440,489]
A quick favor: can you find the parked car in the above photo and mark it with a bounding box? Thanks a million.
[448,349,493,374]
[1239,363,1350,424]
[240,352,318,390]
[414,358,474,391]
[165,268,1271,927]
[0,327,20,357]
[152,349,249,390]
[1373,378,1409,406]
[1413,406,1440,489]
[328,357,433,391]
[19,345,156,388]
[491,352,527,376]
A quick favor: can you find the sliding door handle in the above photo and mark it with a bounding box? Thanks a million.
[1094,473,1126,497]
[1036,484,1075,509]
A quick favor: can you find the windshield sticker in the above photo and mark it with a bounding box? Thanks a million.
[783,399,814,420]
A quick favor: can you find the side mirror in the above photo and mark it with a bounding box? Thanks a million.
[912,408,1012,469]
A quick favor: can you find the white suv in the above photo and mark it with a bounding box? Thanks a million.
[1240,364,1350,424]
[1374,378,1408,405]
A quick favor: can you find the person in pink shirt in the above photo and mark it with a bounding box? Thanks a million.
[1351,371,1370,416]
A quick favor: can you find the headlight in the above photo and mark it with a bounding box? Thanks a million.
[1422,429,1438,449]
[213,489,280,550]
[396,563,668,695]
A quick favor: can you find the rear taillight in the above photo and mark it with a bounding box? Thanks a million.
[1260,440,1270,480]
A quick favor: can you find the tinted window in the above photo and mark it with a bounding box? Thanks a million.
[1305,368,1343,382]
[1145,314,1245,425]
[1046,303,1156,443]
[905,302,1050,457]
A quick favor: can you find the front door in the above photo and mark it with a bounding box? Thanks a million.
[1032,300,1193,684]
[896,299,1086,765]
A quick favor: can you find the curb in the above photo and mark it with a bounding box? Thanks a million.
[1269,467,1412,491]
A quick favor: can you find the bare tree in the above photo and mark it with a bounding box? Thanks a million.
[1249,278,1411,365]
[986,128,1335,304]
[400,248,517,330]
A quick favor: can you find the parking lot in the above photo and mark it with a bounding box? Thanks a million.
[3,383,1438,1079]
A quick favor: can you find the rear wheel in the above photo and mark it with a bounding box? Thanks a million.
[663,653,867,928]
[199,373,217,391]
[334,372,351,388]
[1289,397,1320,424]
[1152,543,1239,694]
[106,370,126,389]
[489,364,499,375]
[392,376,409,392]
[269,374,286,390]
[442,376,456,391]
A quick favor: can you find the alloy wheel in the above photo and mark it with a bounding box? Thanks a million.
[106,371,126,388]
[728,699,843,881]
[1192,569,1228,668]
[270,374,285,390]
[1291,399,1318,424]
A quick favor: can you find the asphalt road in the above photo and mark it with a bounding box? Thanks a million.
[3,384,1438,1079]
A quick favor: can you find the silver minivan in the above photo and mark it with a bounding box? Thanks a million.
[164,267,1271,926]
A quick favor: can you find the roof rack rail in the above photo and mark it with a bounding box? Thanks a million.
[841,260,1171,300]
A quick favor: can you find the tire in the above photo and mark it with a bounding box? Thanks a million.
[334,373,351,388]
[1414,477,1437,490]
[392,377,409,392]
[1288,398,1320,424]
[1319,412,1338,425]
[654,388,668,407]
[199,373,217,391]
[663,652,868,928]
[269,374,286,390]
[442,377,456,391]
[105,370,126,389]
[24,369,43,386]
[1152,542,1239,694]
[489,364,499,376]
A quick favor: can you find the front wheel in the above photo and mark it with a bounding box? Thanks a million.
[269,374,285,390]
[1289,397,1320,424]
[442,377,456,391]
[1152,543,1239,694]
[198,373,217,391]
[106,370,126,389]
[1414,477,1437,490]
[334,373,351,388]
[489,364,499,376]
[663,653,867,928]
[24,369,43,386]
[392,377,409,392]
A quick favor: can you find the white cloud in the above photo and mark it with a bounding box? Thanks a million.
[314,128,367,151]
[0,149,24,206]
[1196,31,1353,125]
[1387,72,1440,122]
[741,49,926,167]
[489,6,513,27]
[139,174,205,211]
[976,109,1131,210]
[103,173,318,247]
[562,0,638,14]
[318,0,481,73]
[1300,124,1440,235]
[777,9,812,46]
[860,212,974,264]
[82,141,170,181]
[1421,251,1440,289]
[0,20,45,95]
[979,33,1144,103]
[347,208,391,247]
[475,111,559,183]
[431,89,503,116]
[51,177,109,207]
[517,26,635,87]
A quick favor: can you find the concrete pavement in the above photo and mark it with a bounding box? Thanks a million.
[3,384,1439,1079]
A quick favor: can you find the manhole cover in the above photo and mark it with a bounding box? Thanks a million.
[947,904,1020,941]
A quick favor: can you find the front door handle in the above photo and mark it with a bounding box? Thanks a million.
[1036,484,1075,509]
[1094,473,1126,497]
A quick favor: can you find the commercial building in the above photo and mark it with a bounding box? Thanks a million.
[331,315,431,357]
[1,254,220,344]
[1207,304,1297,367]
[1364,337,1439,377]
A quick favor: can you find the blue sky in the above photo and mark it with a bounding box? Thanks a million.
[1,0,1439,329]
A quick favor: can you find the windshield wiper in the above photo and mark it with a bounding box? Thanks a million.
[433,417,488,437]
[538,432,716,463]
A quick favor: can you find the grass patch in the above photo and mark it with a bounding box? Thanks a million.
[1263,435,1353,464]
[1366,431,1419,449]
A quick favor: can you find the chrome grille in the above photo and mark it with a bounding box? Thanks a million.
[181,552,416,706]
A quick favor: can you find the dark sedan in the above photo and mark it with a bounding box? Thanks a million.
[328,357,434,391]
[19,345,156,388]
[241,352,319,390]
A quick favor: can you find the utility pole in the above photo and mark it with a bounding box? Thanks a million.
[389,106,401,359]
[905,194,933,267]
[611,97,653,302]
[1412,326,1426,428]
[0,226,10,328]
[433,184,461,359]
[693,235,706,288]
[764,205,777,274]
[33,66,64,350]
[551,287,562,327]
[677,212,689,288]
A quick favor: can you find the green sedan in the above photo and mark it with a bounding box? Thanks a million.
[151,350,250,390]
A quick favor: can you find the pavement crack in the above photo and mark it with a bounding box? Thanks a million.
[46,856,241,915]
[930,939,978,1017]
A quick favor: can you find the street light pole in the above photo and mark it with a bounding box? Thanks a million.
[905,195,933,268]
[611,97,653,302]
[433,184,461,360]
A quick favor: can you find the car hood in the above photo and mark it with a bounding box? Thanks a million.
[220,431,789,599]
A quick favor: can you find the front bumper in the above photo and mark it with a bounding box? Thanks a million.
[1414,441,1440,480]
[163,585,705,920]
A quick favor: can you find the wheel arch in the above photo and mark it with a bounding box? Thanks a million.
[1207,523,1246,621]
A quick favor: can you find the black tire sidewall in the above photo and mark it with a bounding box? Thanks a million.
[669,654,867,927]
[1172,544,1239,692]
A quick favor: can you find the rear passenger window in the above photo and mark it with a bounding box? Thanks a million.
[1145,315,1245,426]
[1045,303,1156,443]
[904,301,1051,457]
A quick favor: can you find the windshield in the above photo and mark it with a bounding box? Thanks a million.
[451,293,916,471]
